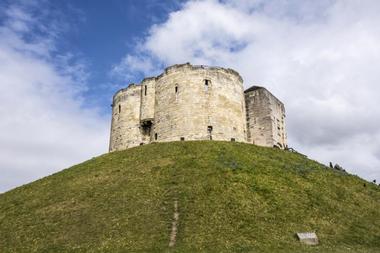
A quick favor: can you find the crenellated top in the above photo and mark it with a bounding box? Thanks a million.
[159,63,243,83]
[112,63,243,103]
[245,85,285,112]
[141,76,156,83]
[113,83,138,98]
[112,84,141,106]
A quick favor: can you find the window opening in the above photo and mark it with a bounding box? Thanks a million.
[141,120,152,136]
[180,137,185,141]
[231,138,236,142]
[155,133,158,140]
[207,125,213,140]
[118,104,121,113]
[204,79,210,92]
[144,85,147,96]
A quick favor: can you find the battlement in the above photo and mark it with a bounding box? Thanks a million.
[112,83,140,104]
[160,63,243,83]
[109,63,287,151]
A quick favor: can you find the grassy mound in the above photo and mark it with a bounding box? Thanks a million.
[0,141,379,253]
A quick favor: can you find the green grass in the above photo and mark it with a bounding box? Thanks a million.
[0,141,379,253]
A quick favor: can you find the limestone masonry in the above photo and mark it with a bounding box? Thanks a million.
[109,63,287,151]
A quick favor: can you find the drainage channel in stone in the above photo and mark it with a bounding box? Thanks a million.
[169,199,179,247]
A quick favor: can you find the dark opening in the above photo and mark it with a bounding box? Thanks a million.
[139,143,144,146]
[231,138,235,142]
[155,133,158,140]
[204,79,210,91]
[207,125,213,140]
[180,137,185,141]
[141,120,152,136]
[175,85,178,93]
[118,104,121,113]
[144,85,147,96]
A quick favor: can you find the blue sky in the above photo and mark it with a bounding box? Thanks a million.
[49,0,182,111]
[0,0,182,112]
[1,0,380,192]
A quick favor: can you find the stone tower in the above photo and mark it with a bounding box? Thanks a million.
[109,63,287,152]
[245,86,287,149]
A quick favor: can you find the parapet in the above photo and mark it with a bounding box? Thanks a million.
[245,85,285,109]
[112,83,140,105]
[159,63,243,83]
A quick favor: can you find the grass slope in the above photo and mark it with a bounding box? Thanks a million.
[0,141,379,253]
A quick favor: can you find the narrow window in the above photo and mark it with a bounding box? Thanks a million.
[204,79,210,92]
[231,138,236,142]
[144,85,147,96]
[180,137,185,141]
[175,85,178,93]
[118,104,121,113]
[207,125,213,140]
[155,133,158,140]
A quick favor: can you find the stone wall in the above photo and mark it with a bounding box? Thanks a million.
[109,63,287,152]
[245,86,287,148]
[153,64,247,143]
[140,77,156,144]
[109,85,142,151]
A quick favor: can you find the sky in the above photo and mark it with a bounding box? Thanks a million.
[0,0,379,192]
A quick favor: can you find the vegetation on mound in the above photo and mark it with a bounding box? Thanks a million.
[0,141,379,253]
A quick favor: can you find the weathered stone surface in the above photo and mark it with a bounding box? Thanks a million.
[154,64,246,143]
[109,84,142,151]
[245,86,287,148]
[296,232,319,245]
[109,63,287,152]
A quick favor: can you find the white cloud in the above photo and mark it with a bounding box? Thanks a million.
[111,54,161,81]
[0,2,109,192]
[114,0,380,182]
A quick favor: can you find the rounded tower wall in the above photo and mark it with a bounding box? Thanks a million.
[153,64,247,143]
[109,85,142,151]
[140,77,156,122]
